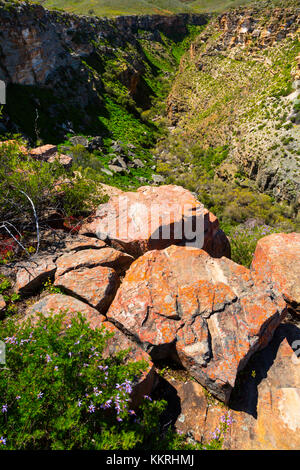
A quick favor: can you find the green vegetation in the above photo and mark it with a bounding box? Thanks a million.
[0,275,20,316]
[0,311,229,449]
[0,140,108,262]
[229,224,279,267]
[190,144,229,177]
[0,140,106,218]
[2,13,206,190]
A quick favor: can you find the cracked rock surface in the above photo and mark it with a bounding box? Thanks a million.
[107,244,287,402]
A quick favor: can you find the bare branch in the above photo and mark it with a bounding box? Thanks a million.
[19,189,40,255]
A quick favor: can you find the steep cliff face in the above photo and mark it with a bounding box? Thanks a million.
[0,5,207,87]
[165,6,300,204]
[0,1,208,141]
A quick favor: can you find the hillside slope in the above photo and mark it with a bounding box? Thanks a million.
[156,5,300,205]
[0,1,299,231]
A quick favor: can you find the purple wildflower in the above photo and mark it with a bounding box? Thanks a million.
[103,399,112,409]
[88,403,96,413]
[1,404,7,413]
[0,436,6,446]
[37,392,43,399]
[93,387,102,396]
[226,415,234,426]
[45,354,52,363]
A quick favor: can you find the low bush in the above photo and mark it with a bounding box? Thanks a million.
[229,224,279,267]
[0,140,107,258]
[0,312,230,450]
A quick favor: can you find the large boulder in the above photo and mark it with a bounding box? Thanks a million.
[80,185,230,259]
[26,294,155,407]
[107,245,287,403]
[54,266,120,314]
[55,247,134,277]
[251,232,300,315]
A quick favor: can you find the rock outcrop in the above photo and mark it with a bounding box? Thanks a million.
[55,247,133,277]
[80,185,230,259]
[29,144,73,168]
[251,232,300,315]
[0,1,208,138]
[107,244,287,402]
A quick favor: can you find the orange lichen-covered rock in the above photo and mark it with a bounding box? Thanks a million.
[14,256,57,295]
[80,185,230,259]
[251,232,300,314]
[55,247,134,277]
[107,245,287,403]
[174,325,300,449]
[63,235,107,252]
[54,266,120,313]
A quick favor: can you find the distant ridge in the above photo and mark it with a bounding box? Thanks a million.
[32,0,299,17]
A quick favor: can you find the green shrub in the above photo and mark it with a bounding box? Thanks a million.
[0,141,107,255]
[229,224,279,267]
[0,312,225,450]
[191,145,229,177]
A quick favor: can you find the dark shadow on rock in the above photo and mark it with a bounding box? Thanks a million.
[152,376,182,433]
[229,323,300,419]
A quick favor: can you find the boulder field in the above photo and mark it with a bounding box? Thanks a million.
[5,185,300,448]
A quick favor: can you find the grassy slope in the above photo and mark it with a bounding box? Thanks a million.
[32,0,282,16]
